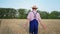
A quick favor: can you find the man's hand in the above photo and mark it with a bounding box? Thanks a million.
[23,23,27,29]
[43,24,46,32]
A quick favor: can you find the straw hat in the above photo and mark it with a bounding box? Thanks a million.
[32,5,38,9]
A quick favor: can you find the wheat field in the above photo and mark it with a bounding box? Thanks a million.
[0,19,60,34]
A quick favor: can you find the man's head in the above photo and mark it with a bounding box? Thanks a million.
[32,5,38,11]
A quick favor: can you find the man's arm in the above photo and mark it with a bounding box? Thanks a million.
[24,18,30,28]
[24,12,31,28]
[38,13,46,31]
[25,18,30,25]
[38,18,46,31]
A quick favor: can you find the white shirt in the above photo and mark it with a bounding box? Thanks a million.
[27,11,41,21]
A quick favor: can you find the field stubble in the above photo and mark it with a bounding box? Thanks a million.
[0,19,60,34]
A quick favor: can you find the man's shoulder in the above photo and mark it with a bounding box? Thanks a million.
[28,11,40,14]
[37,12,40,15]
[28,11,33,14]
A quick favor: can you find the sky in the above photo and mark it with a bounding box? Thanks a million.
[0,0,60,12]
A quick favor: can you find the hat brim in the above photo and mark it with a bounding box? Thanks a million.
[32,7,38,9]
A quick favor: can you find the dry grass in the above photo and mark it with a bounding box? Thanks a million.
[0,19,60,34]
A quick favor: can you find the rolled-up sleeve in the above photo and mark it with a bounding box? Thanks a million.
[27,12,31,19]
[38,13,41,21]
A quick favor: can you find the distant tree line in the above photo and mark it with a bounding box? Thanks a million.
[0,8,60,19]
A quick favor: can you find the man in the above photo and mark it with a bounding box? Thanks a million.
[24,5,46,34]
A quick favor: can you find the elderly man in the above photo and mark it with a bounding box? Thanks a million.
[24,5,46,34]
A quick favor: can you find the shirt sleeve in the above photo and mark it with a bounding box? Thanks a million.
[38,13,41,20]
[27,12,31,19]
